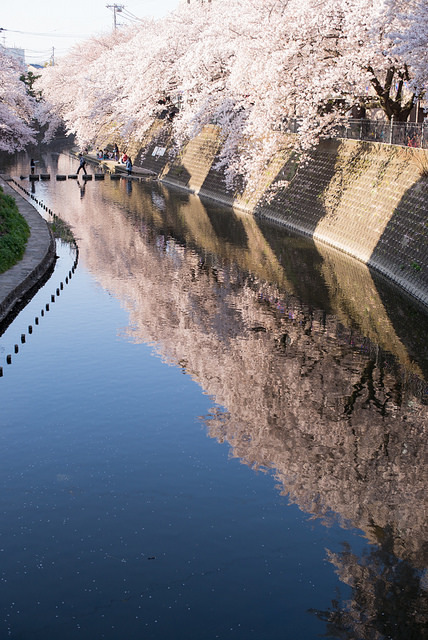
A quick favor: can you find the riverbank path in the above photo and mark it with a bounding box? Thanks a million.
[0,176,56,324]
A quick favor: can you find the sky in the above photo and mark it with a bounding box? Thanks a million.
[2,0,180,65]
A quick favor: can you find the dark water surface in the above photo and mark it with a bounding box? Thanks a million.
[0,151,427,640]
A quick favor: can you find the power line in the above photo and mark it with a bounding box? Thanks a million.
[25,54,51,60]
[25,48,68,54]
[24,48,54,53]
[120,8,143,22]
[2,28,92,39]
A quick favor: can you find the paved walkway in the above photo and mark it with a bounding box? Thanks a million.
[0,176,56,324]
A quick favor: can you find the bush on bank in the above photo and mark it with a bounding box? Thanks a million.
[0,186,30,274]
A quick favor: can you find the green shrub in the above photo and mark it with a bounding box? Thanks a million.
[0,186,30,274]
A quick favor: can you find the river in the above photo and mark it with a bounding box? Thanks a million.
[0,150,427,640]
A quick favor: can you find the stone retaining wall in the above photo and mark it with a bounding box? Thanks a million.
[135,125,428,309]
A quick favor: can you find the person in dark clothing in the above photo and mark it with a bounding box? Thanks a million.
[126,157,133,176]
[76,154,87,175]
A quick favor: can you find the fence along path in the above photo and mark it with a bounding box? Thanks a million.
[278,118,427,149]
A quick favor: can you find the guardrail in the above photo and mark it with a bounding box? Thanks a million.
[278,118,428,149]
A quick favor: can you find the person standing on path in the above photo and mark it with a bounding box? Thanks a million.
[126,157,133,176]
[76,153,87,176]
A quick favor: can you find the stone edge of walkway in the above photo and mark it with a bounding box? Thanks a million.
[0,176,56,325]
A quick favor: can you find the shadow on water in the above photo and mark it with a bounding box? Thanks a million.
[205,206,249,249]
[259,214,428,380]
[254,218,335,314]
[370,273,428,380]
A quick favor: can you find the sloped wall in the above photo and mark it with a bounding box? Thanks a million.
[136,124,428,308]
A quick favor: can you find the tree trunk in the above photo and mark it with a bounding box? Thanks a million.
[367,65,415,122]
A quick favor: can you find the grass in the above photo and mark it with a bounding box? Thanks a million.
[0,186,30,274]
[49,216,75,244]
[411,149,428,178]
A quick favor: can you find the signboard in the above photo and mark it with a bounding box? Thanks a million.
[152,147,166,157]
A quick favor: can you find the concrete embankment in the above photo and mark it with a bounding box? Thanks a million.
[134,127,428,310]
[0,177,56,324]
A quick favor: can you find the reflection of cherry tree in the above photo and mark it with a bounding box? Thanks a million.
[34,170,427,630]
[311,528,428,640]
[62,176,428,567]
[38,0,427,182]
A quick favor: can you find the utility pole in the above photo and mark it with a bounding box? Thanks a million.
[106,4,124,30]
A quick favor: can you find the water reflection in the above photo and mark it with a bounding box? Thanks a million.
[312,531,428,640]
[77,178,86,199]
[3,151,428,637]
[65,161,428,520]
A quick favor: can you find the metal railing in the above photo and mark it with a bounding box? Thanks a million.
[279,118,427,149]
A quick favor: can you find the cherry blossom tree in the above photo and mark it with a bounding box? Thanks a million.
[172,0,427,182]
[0,49,37,152]
[388,0,428,94]
[0,48,62,153]
[37,0,427,183]
[39,29,139,149]
[165,0,426,182]
[222,0,425,137]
